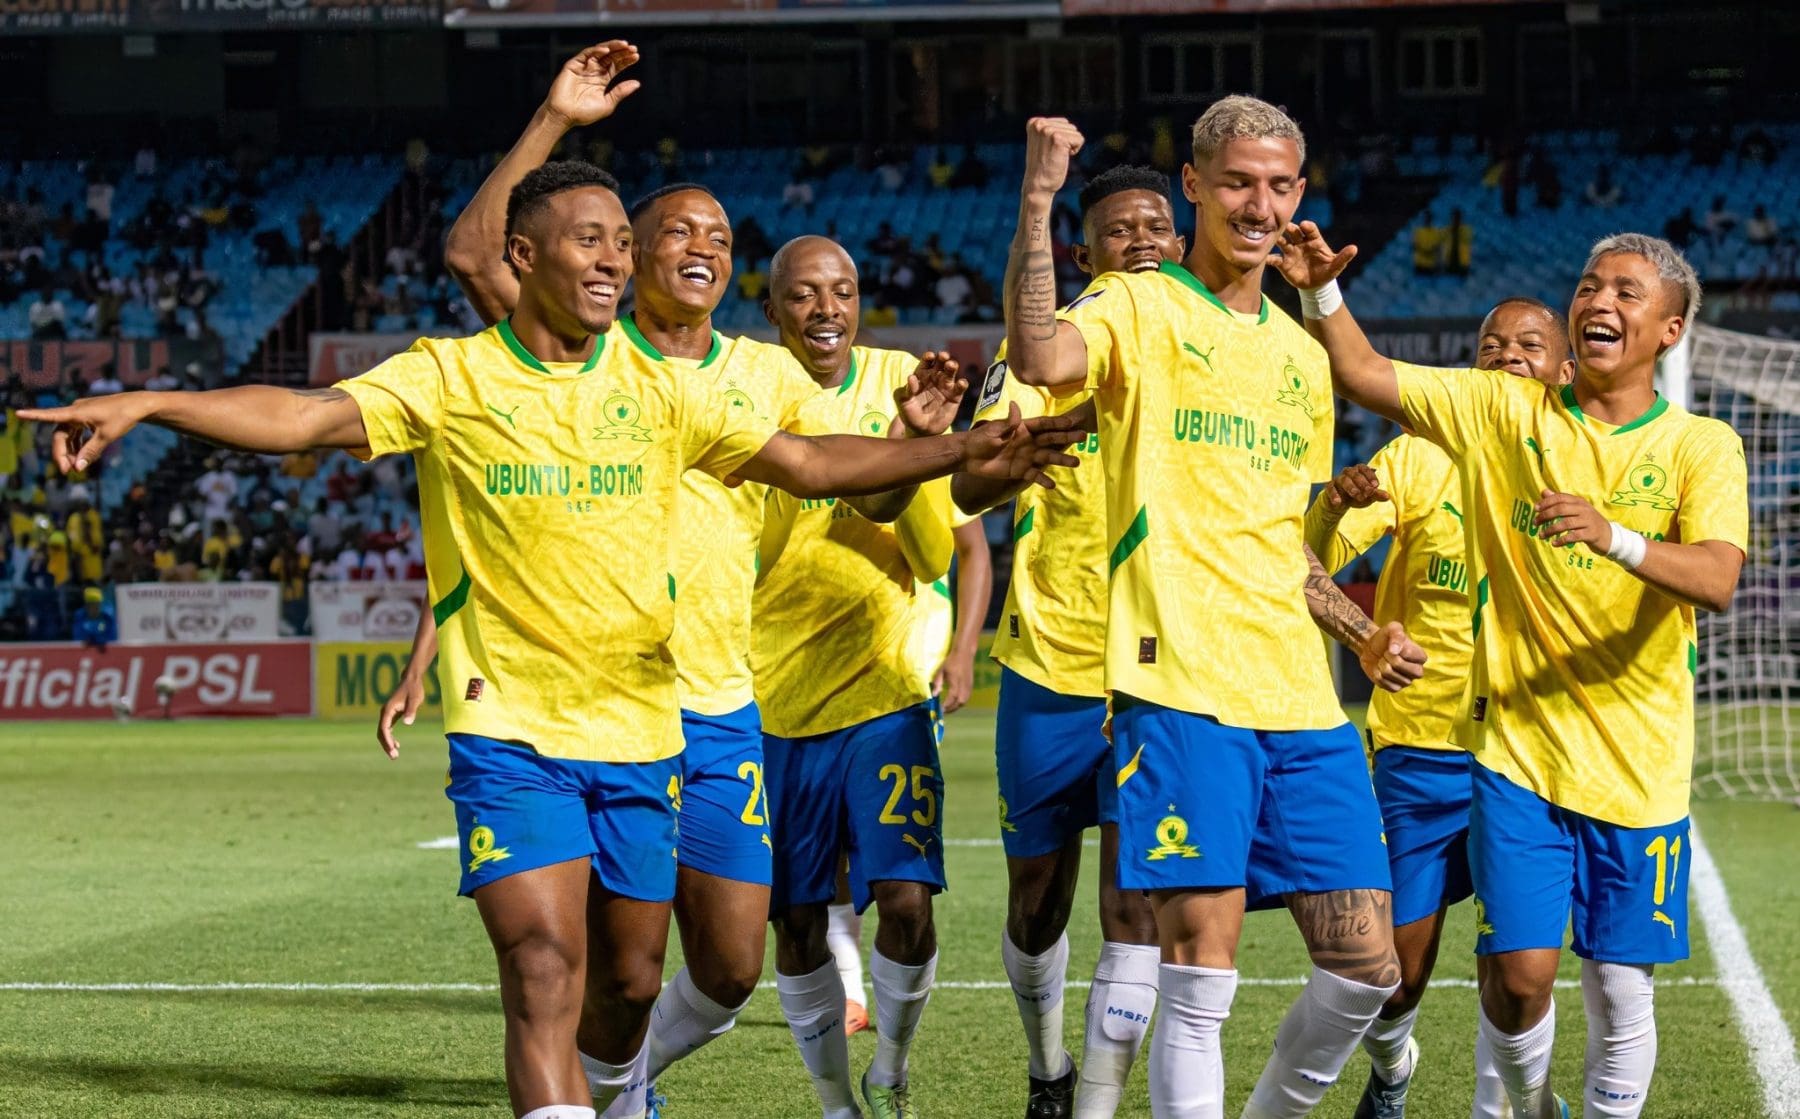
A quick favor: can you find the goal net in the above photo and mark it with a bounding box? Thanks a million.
[1686,322,1800,800]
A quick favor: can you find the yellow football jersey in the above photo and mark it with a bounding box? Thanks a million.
[973,342,1107,698]
[1305,433,1469,752]
[753,346,941,738]
[341,320,776,762]
[1396,362,1749,826]
[1059,261,1343,729]
[614,318,821,716]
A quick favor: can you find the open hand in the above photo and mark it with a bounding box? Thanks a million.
[958,402,1084,487]
[1359,620,1428,693]
[376,673,427,759]
[1271,220,1359,291]
[544,41,641,129]
[932,652,974,714]
[894,351,967,437]
[18,395,151,473]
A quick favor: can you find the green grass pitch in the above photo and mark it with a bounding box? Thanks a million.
[1,713,1793,1117]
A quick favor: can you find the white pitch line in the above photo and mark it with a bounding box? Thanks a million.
[0,977,1719,995]
[416,836,1098,850]
[1689,820,1800,1117]
[416,836,458,850]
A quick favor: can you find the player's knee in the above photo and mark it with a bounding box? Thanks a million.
[1294,890,1401,989]
[773,905,832,974]
[497,934,585,1020]
[690,952,763,1009]
[1006,868,1073,953]
[1097,886,1157,947]
[1483,962,1556,1030]
[872,883,935,948]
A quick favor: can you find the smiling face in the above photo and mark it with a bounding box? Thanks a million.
[507,185,632,336]
[765,237,859,379]
[1476,301,1573,385]
[1568,251,1686,380]
[1181,136,1305,275]
[1075,188,1185,277]
[631,189,733,320]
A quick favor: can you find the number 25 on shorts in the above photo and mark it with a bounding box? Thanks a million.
[737,760,768,827]
[878,763,938,827]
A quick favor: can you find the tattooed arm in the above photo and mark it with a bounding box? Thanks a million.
[22,385,370,471]
[1303,545,1426,693]
[1004,118,1091,391]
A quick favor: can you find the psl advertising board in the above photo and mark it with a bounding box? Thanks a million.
[0,640,313,720]
[442,0,1054,27]
[115,583,281,645]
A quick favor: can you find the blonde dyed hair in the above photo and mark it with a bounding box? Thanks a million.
[1190,95,1306,166]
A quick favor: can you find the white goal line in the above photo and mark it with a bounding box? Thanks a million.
[0,976,1722,995]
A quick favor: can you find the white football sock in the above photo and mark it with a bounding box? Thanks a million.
[777,962,861,1119]
[1361,1006,1420,1085]
[1002,929,1073,1080]
[1481,998,1560,1119]
[520,1107,597,1119]
[1243,966,1399,1118]
[580,1040,646,1119]
[1076,940,1159,1118]
[827,903,866,1002]
[1581,961,1657,1118]
[1149,963,1237,1119]
[1474,1022,1513,1119]
[646,965,747,1080]
[867,948,938,1088]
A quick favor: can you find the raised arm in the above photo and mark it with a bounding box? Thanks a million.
[734,405,1084,500]
[446,42,641,326]
[1004,119,1091,390]
[1272,221,1403,424]
[22,386,368,471]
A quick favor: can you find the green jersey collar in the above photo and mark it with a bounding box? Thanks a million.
[497,317,602,375]
[1559,384,1669,434]
[1158,260,1270,325]
[621,314,723,367]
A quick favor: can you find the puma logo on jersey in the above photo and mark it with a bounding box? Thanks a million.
[1524,436,1548,469]
[1182,341,1216,371]
[1441,501,1463,522]
[902,833,935,857]
[486,403,522,429]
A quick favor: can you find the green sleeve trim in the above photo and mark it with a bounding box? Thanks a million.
[431,567,473,627]
[931,577,952,600]
[1471,575,1490,638]
[1108,506,1149,574]
[1687,641,1697,675]
[1013,505,1036,542]
[667,572,677,601]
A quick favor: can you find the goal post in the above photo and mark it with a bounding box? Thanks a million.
[1686,322,1800,800]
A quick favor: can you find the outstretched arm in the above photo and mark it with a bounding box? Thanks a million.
[1272,221,1403,424]
[734,405,1085,500]
[1303,545,1426,693]
[850,352,967,524]
[22,387,368,470]
[445,41,641,326]
[953,397,1096,514]
[1004,118,1091,390]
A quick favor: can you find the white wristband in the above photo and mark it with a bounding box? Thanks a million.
[1299,279,1343,320]
[1605,521,1648,569]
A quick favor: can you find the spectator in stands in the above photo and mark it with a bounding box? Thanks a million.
[928,148,954,190]
[738,258,769,303]
[297,201,323,259]
[134,144,156,180]
[195,457,240,526]
[88,276,125,337]
[89,364,124,396]
[143,366,179,393]
[1412,212,1445,275]
[0,394,23,491]
[152,531,177,579]
[1584,163,1622,208]
[255,228,295,268]
[1747,204,1782,247]
[201,518,237,572]
[28,288,67,340]
[1705,195,1740,244]
[71,587,117,650]
[1444,208,1473,276]
[85,169,116,227]
[876,153,907,193]
[44,529,70,586]
[1739,126,1776,166]
[272,540,309,634]
[67,494,103,584]
[868,221,901,259]
[934,255,974,314]
[950,147,991,190]
[782,169,816,215]
[865,294,898,329]
[1692,123,1729,167]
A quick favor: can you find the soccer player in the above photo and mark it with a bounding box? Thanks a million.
[1277,225,1747,1119]
[395,51,974,1118]
[999,101,1411,1119]
[756,233,977,1119]
[24,162,1081,1119]
[963,162,1424,1119]
[1303,298,1574,1119]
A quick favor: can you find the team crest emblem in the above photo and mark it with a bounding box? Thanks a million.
[859,410,887,437]
[594,393,653,442]
[1146,813,1200,861]
[1275,359,1314,417]
[723,387,754,412]
[467,825,511,873]
[998,794,1017,833]
[1611,458,1677,510]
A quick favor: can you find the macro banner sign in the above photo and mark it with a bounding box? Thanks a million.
[0,640,313,720]
[0,337,222,391]
[314,641,441,720]
[442,0,1054,28]
[115,583,281,645]
[308,581,428,643]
